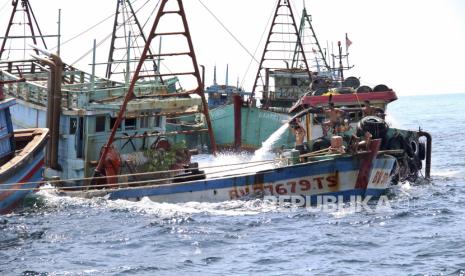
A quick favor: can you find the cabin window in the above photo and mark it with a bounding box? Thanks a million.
[70,118,77,134]
[291,78,298,86]
[154,115,161,128]
[125,117,136,130]
[95,116,106,132]
[140,112,149,128]
[110,117,122,130]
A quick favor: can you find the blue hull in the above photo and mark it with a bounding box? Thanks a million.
[0,129,48,214]
[63,154,396,204]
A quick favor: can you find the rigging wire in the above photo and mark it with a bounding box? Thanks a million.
[0,0,9,15]
[197,0,259,65]
[110,0,160,78]
[70,0,152,67]
[239,0,278,89]
[50,0,144,51]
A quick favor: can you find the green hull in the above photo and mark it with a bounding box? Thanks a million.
[209,104,295,150]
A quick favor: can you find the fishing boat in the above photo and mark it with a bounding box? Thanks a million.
[0,82,48,214]
[47,0,400,205]
[0,0,216,182]
[207,0,431,182]
[204,65,251,109]
[59,138,397,203]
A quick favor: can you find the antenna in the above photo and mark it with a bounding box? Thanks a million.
[213,64,217,85]
[225,64,229,86]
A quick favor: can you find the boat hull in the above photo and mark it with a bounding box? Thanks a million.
[0,129,48,214]
[209,104,295,150]
[62,154,396,204]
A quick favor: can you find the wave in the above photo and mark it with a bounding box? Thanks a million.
[432,169,465,179]
[35,186,283,218]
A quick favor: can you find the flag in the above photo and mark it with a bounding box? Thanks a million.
[345,33,352,51]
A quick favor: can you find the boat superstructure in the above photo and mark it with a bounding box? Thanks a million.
[0,0,216,181]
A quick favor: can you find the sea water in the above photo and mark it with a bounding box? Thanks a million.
[192,123,289,177]
[1,93,465,275]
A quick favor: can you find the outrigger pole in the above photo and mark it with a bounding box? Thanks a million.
[250,0,312,104]
[94,0,217,179]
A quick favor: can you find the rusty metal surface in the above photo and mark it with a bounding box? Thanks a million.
[95,0,217,178]
[250,0,312,102]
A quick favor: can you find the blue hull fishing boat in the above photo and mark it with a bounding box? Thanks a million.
[63,139,397,203]
[0,97,48,214]
[53,0,398,204]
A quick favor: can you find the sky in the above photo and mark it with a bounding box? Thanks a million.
[0,0,464,96]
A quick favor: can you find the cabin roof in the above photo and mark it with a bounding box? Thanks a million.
[289,91,398,113]
[0,98,16,110]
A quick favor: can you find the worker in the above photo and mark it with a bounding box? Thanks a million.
[324,102,345,134]
[362,100,377,117]
[290,119,308,154]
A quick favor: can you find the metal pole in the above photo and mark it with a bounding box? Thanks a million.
[126,32,131,85]
[233,94,242,150]
[57,9,61,56]
[177,0,216,153]
[91,39,96,92]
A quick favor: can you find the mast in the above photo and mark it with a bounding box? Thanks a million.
[250,0,312,103]
[105,0,159,81]
[95,0,217,177]
[292,6,330,72]
[0,0,50,59]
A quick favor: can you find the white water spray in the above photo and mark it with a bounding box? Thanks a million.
[251,123,290,161]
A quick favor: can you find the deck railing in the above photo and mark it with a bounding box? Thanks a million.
[0,59,180,110]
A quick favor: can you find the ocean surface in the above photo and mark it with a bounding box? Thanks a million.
[1,93,465,275]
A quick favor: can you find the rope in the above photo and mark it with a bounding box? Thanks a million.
[0,158,277,188]
[240,0,277,89]
[0,0,9,14]
[50,0,144,51]
[70,0,152,66]
[197,0,259,65]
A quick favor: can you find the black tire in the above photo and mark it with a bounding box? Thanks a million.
[418,141,426,160]
[313,87,327,96]
[337,87,354,94]
[357,85,373,93]
[342,76,360,89]
[373,84,390,92]
[312,138,331,151]
[357,116,389,139]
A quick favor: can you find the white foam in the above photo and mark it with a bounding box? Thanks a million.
[385,113,403,128]
[251,123,289,162]
[36,184,282,218]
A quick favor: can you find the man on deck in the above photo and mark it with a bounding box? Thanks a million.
[290,119,307,154]
[324,102,345,134]
[362,100,377,117]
